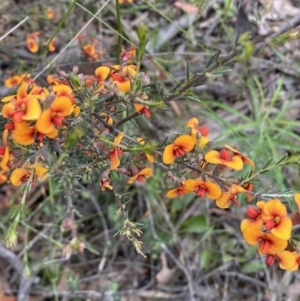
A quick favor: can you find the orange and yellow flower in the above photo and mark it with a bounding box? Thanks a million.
[186,117,209,148]
[110,65,137,92]
[4,73,30,88]
[109,132,125,170]
[184,179,222,199]
[215,184,245,208]
[127,167,153,184]
[163,135,195,164]
[266,251,298,271]
[225,144,254,169]
[205,148,243,170]
[12,121,35,145]
[26,32,40,53]
[48,39,56,52]
[167,181,194,198]
[241,219,287,254]
[134,103,151,118]
[94,65,137,93]
[10,163,48,186]
[260,199,292,240]
[46,7,55,19]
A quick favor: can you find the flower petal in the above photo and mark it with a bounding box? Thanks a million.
[95,66,110,81]
[225,144,255,168]
[22,97,42,121]
[34,163,49,181]
[12,122,35,145]
[277,251,298,271]
[186,117,198,129]
[271,217,292,240]
[174,135,195,152]
[10,168,29,186]
[241,219,264,245]
[50,96,73,116]
[261,199,287,219]
[205,182,222,199]
[216,192,231,209]
[205,150,222,164]
[114,132,125,145]
[163,144,176,164]
[109,149,120,170]
[139,167,153,178]
[36,109,55,134]
[223,155,243,170]
[167,188,179,198]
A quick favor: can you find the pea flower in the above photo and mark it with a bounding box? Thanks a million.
[184,179,222,199]
[163,135,195,164]
[127,167,153,184]
[205,148,243,171]
[186,117,209,148]
[167,181,194,198]
[109,132,125,170]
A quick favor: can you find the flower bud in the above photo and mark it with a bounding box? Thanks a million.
[266,255,275,266]
[245,207,259,220]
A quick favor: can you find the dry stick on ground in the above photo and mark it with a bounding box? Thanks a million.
[0,243,37,301]
[145,195,199,301]
[75,181,110,272]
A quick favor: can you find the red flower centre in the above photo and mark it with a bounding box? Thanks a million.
[195,186,207,197]
[5,122,14,130]
[111,73,125,82]
[116,148,122,156]
[177,188,185,197]
[174,146,185,158]
[52,114,65,127]
[265,220,276,230]
[260,238,271,253]
[197,125,209,137]
[0,146,6,155]
[13,110,25,122]
[220,149,231,161]
[245,207,260,220]
[137,175,144,183]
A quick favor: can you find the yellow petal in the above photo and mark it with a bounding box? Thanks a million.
[22,97,42,121]
[95,66,110,81]
[36,109,55,134]
[174,135,195,152]
[163,144,176,164]
[10,168,29,186]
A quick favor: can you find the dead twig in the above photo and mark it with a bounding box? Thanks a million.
[0,243,37,301]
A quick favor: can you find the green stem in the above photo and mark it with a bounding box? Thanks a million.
[115,0,122,63]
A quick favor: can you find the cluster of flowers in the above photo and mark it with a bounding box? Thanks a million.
[26,31,56,54]
[2,46,300,269]
[24,7,57,54]
[162,119,254,208]
[241,195,300,271]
